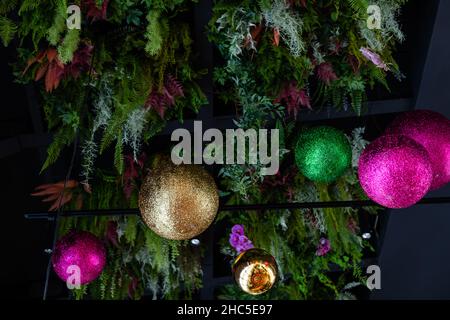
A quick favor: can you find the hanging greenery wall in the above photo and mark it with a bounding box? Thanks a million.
[1,0,408,299]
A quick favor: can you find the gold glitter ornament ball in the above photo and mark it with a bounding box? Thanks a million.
[232,248,278,295]
[138,161,219,240]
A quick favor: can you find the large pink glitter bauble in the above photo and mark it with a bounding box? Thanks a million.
[52,231,106,285]
[358,135,433,209]
[386,110,450,189]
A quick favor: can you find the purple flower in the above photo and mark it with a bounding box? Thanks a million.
[316,238,331,256]
[360,47,389,71]
[229,233,240,247]
[241,239,254,251]
[229,225,254,254]
[231,224,245,236]
[235,236,254,253]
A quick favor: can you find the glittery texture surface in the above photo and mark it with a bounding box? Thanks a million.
[358,135,433,209]
[386,110,450,190]
[295,126,352,183]
[139,161,219,240]
[52,231,106,285]
[232,248,278,295]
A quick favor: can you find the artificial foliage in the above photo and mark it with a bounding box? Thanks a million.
[208,1,406,298]
[5,0,206,300]
[217,127,378,300]
[59,166,204,300]
[2,0,409,299]
[3,0,207,181]
[209,0,407,117]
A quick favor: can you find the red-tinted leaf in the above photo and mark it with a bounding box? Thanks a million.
[275,81,312,119]
[31,186,62,196]
[84,0,109,22]
[34,63,49,81]
[273,28,280,47]
[32,180,80,211]
[46,48,58,62]
[82,182,92,194]
[48,192,72,211]
[316,62,338,85]
[348,54,360,74]
[145,75,184,119]
[106,221,119,247]
[251,24,263,43]
[41,193,62,203]
[101,0,110,19]
[45,61,65,92]
[75,194,83,210]
[128,276,139,299]
[123,153,147,200]
[36,51,47,63]
[65,43,93,79]
[22,51,47,76]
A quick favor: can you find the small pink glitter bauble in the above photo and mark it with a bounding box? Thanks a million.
[386,110,450,189]
[358,135,433,208]
[52,231,106,285]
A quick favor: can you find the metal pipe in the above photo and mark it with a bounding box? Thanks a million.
[24,197,450,221]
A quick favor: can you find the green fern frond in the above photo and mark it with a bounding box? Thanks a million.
[0,16,17,46]
[124,216,138,245]
[0,0,17,14]
[73,286,87,300]
[18,0,43,15]
[346,0,369,15]
[350,90,363,116]
[169,241,180,262]
[100,119,120,154]
[114,133,124,175]
[47,0,67,45]
[331,87,342,109]
[99,271,107,300]
[58,28,80,63]
[41,127,76,173]
[371,66,389,90]
[145,10,169,56]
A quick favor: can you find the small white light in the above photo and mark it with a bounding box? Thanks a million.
[191,239,200,246]
[362,232,371,240]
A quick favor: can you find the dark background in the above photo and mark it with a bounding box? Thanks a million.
[0,0,449,299]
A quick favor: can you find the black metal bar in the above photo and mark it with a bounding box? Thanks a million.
[42,211,59,300]
[24,197,450,220]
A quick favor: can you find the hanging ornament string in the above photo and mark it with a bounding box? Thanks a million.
[42,43,98,300]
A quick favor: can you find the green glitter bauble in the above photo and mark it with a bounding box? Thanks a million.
[294,126,352,183]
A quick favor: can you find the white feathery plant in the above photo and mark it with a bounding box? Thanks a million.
[347,127,369,169]
[262,0,304,57]
[294,182,327,234]
[216,8,258,59]
[378,0,405,42]
[80,76,113,184]
[359,0,405,50]
[122,108,148,162]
